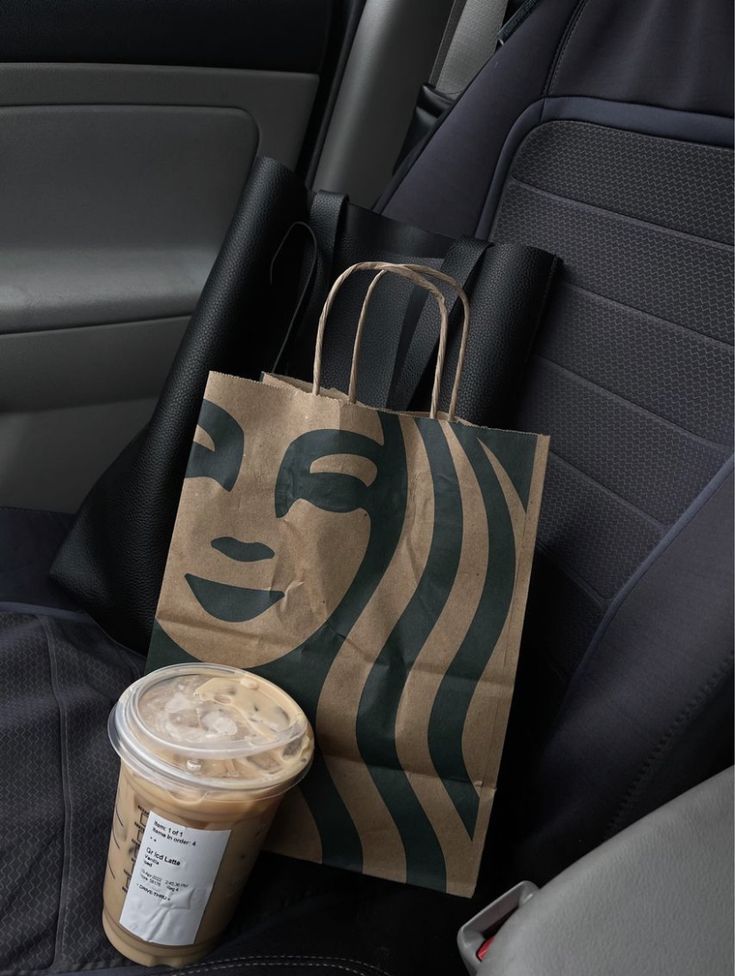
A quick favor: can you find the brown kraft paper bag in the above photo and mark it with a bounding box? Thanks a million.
[148,262,549,896]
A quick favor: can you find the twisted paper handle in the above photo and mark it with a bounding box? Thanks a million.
[312,261,470,420]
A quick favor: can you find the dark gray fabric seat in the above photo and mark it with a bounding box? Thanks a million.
[0,508,75,611]
[380,0,734,884]
[1,0,732,973]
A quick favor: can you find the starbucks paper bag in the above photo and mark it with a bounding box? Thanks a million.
[149,262,549,896]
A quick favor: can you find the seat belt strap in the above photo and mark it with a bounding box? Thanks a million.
[277,190,347,377]
[430,0,510,96]
[387,237,489,411]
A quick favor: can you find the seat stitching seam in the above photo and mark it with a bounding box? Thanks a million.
[195,958,393,976]
[0,602,91,623]
[507,175,735,251]
[558,281,735,349]
[605,657,734,839]
[544,0,592,94]
[530,116,735,155]
[43,616,72,970]
[550,458,733,726]
[535,539,609,606]
[4,954,396,976]
[546,449,667,533]
[163,959,394,976]
[510,124,735,245]
[534,354,732,451]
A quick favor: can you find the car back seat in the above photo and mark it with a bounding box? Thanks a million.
[0,0,732,973]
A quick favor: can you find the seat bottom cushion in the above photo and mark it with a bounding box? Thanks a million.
[0,608,474,976]
[0,507,76,610]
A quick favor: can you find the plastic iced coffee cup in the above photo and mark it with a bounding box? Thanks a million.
[102,662,313,967]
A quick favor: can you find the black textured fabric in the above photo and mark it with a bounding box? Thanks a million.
[0,612,141,975]
[0,508,75,609]
[479,121,734,881]
[0,612,470,976]
[494,121,733,608]
[496,177,732,341]
[507,121,734,244]
[539,283,733,444]
[516,467,734,876]
[0,616,63,971]
[525,358,727,528]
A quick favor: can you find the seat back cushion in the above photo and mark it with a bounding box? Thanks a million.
[381,0,734,885]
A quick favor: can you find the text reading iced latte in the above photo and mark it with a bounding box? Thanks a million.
[103,663,313,967]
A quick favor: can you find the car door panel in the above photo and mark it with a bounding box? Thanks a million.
[0,102,258,332]
[0,319,184,511]
[0,1,332,510]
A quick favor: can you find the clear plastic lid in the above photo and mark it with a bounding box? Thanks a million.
[109,663,313,796]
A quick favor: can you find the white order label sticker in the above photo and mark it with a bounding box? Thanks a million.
[119,811,230,946]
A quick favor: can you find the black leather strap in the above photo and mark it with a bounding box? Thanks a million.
[269,221,319,373]
[387,237,489,411]
[310,190,347,286]
[281,190,347,378]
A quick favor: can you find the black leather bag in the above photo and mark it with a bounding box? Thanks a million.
[51,156,557,651]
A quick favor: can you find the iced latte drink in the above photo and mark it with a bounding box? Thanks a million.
[102,663,313,967]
